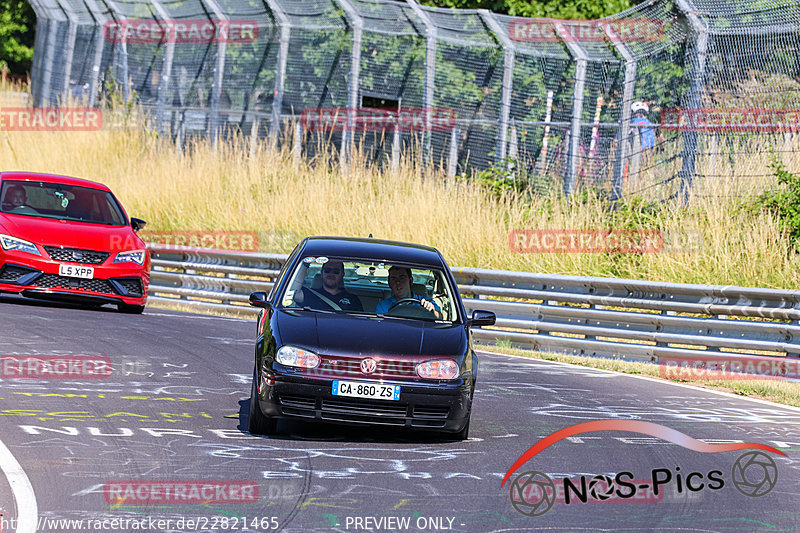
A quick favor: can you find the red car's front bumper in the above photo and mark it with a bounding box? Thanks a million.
[0,249,148,305]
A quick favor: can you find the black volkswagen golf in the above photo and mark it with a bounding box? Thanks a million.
[247,236,496,439]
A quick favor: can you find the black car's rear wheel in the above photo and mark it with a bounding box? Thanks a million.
[248,366,276,435]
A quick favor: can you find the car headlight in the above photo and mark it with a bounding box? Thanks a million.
[113,249,146,265]
[416,359,458,380]
[276,346,320,369]
[0,234,40,255]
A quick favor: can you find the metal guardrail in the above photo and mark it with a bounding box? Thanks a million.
[147,244,800,365]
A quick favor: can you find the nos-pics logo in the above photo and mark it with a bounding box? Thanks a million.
[502,420,784,517]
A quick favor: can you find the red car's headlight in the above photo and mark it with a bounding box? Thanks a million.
[416,359,458,380]
[0,234,40,255]
[113,249,146,265]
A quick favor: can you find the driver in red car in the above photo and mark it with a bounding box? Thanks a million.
[376,265,440,318]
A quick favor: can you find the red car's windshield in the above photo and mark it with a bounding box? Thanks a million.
[0,180,127,226]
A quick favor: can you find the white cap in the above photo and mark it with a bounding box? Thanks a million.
[632,101,649,113]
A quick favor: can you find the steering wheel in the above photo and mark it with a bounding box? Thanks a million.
[387,297,436,318]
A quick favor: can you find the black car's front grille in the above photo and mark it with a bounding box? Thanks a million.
[32,274,117,294]
[279,394,317,417]
[112,277,144,297]
[277,392,450,428]
[0,264,37,283]
[322,398,408,418]
[44,246,109,265]
[317,355,418,378]
[412,405,450,419]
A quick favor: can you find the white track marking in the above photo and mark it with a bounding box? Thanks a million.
[0,437,37,533]
[479,349,800,414]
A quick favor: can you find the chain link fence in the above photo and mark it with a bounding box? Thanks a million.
[24,0,800,201]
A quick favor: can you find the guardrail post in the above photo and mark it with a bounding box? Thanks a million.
[265,0,290,148]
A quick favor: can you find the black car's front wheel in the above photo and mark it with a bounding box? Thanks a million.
[452,417,470,440]
[248,366,277,435]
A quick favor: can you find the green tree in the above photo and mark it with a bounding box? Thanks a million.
[0,0,35,74]
[421,0,641,19]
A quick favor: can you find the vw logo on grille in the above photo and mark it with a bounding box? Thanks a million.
[360,358,377,374]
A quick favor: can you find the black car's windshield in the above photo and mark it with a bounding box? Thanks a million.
[0,180,127,225]
[280,256,459,322]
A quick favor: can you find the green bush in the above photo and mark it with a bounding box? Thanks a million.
[748,160,800,248]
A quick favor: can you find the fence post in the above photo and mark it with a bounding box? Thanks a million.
[150,0,176,136]
[557,23,588,197]
[293,121,303,167]
[200,0,229,143]
[479,10,515,163]
[39,9,66,105]
[81,0,109,108]
[447,127,459,177]
[676,0,709,205]
[54,0,79,103]
[406,0,436,160]
[333,0,363,170]
[101,0,130,103]
[605,23,638,202]
[265,0,290,147]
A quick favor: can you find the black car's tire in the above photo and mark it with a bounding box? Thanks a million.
[248,366,276,435]
[453,417,470,441]
[117,303,145,314]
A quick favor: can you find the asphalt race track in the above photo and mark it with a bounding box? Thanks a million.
[0,295,798,532]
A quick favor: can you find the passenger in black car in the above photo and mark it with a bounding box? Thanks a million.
[295,259,363,311]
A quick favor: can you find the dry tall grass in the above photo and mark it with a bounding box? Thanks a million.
[2,83,799,289]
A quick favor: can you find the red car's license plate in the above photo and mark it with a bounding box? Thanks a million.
[58,264,94,279]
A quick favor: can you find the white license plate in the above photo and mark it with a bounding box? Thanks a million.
[332,380,400,401]
[58,264,94,279]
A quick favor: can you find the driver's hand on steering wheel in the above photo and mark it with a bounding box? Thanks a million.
[419,298,440,319]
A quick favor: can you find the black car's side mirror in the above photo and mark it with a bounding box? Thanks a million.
[130,217,147,233]
[249,291,271,309]
[470,310,496,327]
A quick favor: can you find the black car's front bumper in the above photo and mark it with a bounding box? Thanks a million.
[256,371,473,433]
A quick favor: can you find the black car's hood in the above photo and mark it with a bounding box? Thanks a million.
[275,309,466,358]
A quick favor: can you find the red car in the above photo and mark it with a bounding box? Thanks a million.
[0,171,150,313]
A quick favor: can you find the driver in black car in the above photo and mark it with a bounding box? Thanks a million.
[376,265,440,319]
[296,260,363,311]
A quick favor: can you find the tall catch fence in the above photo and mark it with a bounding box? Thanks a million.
[24,0,800,201]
